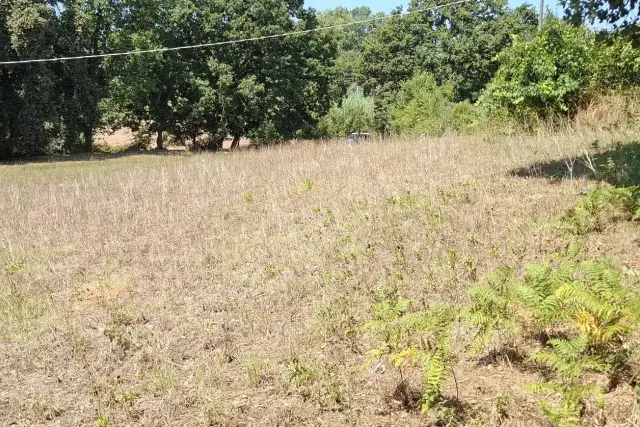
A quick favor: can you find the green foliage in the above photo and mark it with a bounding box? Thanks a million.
[95,414,111,427]
[0,0,123,157]
[518,259,638,354]
[561,185,640,235]
[593,38,640,89]
[317,7,382,101]
[527,335,605,427]
[560,0,640,34]
[320,85,375,136]
[481,19,597,120]
[365,300,457,413]
[482,19,640,121]
[303,178,315,191]
[514,262,575,330]
[288,357,318,388]
[2,262,25,276]
[470,254,639,426]
[468,266,519,354]
[359,0,537,131]
[389,74,480,136]
[1,0,335,158]
[0,0,638,158]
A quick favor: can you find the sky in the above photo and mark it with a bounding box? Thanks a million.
[305,0,548,13]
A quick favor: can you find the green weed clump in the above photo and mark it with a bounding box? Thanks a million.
[95,414,112,427]
[527,335,605,427]
[561,185,639,235]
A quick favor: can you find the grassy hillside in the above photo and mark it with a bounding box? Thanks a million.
[1,129,639,426]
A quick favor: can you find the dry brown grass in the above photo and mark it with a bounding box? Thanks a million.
[1,128,639,426]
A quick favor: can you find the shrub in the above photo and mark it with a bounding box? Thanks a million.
[320,85,375,137]
[481,18,640,122]
[481,19,597,120]
[593,38,640,90]
[389,73,480,136]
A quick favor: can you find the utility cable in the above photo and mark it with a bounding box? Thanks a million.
[0,0,472,66]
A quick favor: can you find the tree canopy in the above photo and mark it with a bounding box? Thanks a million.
[0,0,637,158]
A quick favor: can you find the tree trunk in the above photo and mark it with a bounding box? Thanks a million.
[156,129,164,150]
[83,125,93,153]
[230,135,241,150]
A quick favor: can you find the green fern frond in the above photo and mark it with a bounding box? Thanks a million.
[421,347,448,413]
[469,331,493,356]
[514,283,544,306]
[526,381,562,395]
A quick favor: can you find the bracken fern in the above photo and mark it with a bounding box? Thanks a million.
[527,335,605,427]
[467,266,520,355]
[365,301,456,413]
[561,185,639,235]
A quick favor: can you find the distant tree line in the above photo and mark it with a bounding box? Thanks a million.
[0,0,638,158]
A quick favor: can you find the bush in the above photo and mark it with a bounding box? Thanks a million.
[481,18,640,122]
[389,74,480,136]
[320,85,375,137]
[593,38,640,90]
[481,19,596,120]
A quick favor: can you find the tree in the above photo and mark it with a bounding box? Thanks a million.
[317,6,383,101]
[57,0,123,152]
[101,0,222,149]
[3,0,59,157]
[359,0,537,132]
[560,0,639,34]
[0,0,20,158]
[101,0,335,149]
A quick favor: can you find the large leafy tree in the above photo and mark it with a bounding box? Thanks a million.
[0,0,122,157]
[0,0,20,158]
[212,0,334,145]
[100,0,199,149]
[56,0,123,152]
[101,0,334,148]
[2,0,59,157]
[317,6,383,101]
[561,0,639,33]
[359,0,537,132]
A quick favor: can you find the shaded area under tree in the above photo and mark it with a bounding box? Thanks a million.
[509,141,640,187]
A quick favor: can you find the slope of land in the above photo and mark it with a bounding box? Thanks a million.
[1,130,638,426]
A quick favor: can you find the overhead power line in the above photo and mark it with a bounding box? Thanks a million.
[0,0,473,66]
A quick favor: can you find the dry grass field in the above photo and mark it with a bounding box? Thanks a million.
[1,129,639,426]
